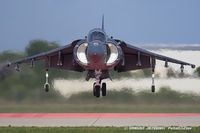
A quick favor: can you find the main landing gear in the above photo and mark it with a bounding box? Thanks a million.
[93,82,107,98]
[93,70,107,98]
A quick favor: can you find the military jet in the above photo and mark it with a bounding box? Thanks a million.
[7,16,195,98]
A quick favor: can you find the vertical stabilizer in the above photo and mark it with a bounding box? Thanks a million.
[102,14,104,31]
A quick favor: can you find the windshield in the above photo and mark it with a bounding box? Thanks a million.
[88,31,106,42]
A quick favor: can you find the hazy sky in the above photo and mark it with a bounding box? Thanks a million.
[0,0,200,51]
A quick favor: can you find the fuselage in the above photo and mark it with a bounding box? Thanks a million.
[74,28,122,70]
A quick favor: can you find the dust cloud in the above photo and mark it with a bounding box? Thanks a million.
[0,62,13,80]
[53,78,200,98]
[153,50,200,77]
[53,49,200,98]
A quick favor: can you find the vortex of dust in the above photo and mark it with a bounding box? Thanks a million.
[53,50,200,98]
[53,78,200,98]
[152,50,200,77]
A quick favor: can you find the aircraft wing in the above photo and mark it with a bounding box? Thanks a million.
[118,41,195,72]
[7,40,84,72]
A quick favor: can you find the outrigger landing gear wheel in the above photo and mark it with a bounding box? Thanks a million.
[44,69,50,92]
[102,82,106,96]
[151,85,155,93]
[44,83,50,92]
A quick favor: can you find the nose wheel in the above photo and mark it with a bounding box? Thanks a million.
[93,82,107,98]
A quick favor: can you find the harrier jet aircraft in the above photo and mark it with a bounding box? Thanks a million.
[7,16,195,98]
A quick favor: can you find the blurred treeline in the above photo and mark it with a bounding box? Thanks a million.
[0,39,151,103]
[0,40,84,103]
[0,39,200,103]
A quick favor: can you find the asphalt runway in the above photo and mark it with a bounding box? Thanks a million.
[0,113,200,127]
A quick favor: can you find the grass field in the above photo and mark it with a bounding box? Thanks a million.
[0,103,200,113]
[0,127,199,133]
[1,88,200,113]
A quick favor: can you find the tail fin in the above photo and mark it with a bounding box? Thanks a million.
[102,14,104,31]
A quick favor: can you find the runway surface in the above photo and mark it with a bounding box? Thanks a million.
[0,113,200,127]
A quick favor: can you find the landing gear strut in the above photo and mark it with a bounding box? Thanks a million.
[151,57,155,93]
[151,68,155,93]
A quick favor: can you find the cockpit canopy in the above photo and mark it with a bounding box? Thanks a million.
[87,29,106,43]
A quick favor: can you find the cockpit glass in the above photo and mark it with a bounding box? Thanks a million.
[88,31,106,42]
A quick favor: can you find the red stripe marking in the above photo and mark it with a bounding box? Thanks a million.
[0,113,200,118]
